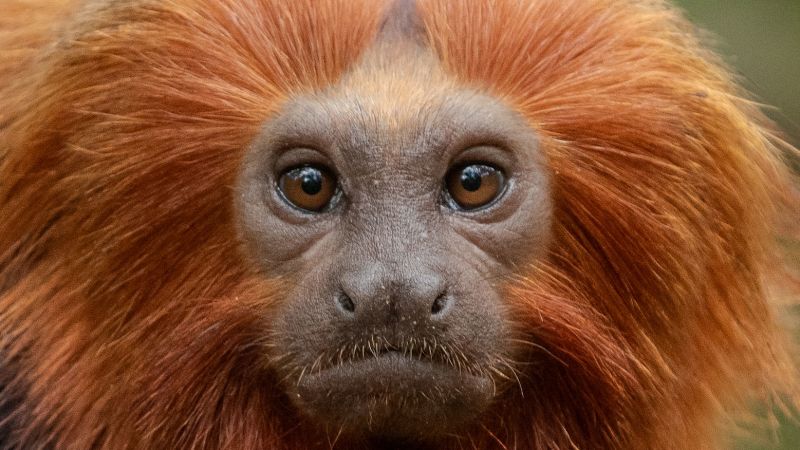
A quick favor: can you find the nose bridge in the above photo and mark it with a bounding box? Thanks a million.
[341,219,441,296]
[339,258,442,303]
[350,192,435,257]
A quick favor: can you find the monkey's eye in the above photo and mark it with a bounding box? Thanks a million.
[278,165,337,212]
[445,163,506,211]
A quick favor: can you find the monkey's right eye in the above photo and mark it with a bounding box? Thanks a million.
[277,165,337,212]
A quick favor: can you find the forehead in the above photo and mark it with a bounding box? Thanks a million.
[264,46,533,171]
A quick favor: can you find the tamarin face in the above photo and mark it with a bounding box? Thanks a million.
[235,40,552,437]
[1,0,795,448]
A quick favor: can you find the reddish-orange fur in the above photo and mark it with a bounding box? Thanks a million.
[0,0,796,449]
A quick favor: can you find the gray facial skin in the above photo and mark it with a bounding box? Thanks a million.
[234,13,552,444]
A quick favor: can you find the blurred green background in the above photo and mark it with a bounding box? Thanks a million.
[676,0,799,148]
[674,1,799,449]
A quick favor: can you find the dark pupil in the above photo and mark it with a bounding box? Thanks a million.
[299,168,323,195]
[460,166,483,192]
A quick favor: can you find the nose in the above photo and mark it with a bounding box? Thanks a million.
[335,263,451,325]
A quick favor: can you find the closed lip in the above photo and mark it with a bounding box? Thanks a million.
[297,351,489,397]
[292,351,494,436]
[301,342,456,376]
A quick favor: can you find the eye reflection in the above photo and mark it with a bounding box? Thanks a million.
[278,165,336,212]
[445,164,505,210]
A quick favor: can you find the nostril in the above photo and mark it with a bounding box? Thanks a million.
[431,292,450,316]
[336,292,356,315]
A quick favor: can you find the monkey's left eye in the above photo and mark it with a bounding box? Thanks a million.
[445,163,506,211]
[278,165,337,212]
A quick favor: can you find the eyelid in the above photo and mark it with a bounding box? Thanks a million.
[447,145,514,175]
[273,147,336,176]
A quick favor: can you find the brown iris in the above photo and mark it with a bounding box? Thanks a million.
[446,164,505,210]
[278,165,337,212]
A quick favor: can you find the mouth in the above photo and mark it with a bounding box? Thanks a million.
[290,349,494,437]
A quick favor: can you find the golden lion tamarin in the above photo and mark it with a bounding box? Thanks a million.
[0,0,797,448]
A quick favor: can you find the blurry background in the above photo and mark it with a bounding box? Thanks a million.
[676,0,799,148]
[674,1,799,448]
